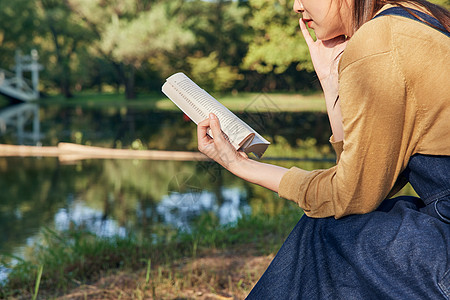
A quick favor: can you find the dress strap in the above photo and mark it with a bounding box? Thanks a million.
[373,7,450,37]
[402,154,450,223]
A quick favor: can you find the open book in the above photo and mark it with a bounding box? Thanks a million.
[162,72,270,158]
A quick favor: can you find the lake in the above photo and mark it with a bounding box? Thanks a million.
[0,100,414,282]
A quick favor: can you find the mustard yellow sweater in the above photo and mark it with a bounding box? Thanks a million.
[278,6,450,218]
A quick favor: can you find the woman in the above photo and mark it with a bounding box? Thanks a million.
[197,0,450,298]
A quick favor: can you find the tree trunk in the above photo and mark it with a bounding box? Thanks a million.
[61,64,73,98]
[115,62,136,100]
[124,65,136,100]
[48,23,73,98]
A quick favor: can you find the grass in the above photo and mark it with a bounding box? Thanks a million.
[0,206,303,299]
[31,265,43,300]
[35,90,326,113]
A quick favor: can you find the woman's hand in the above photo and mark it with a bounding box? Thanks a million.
[299,19,346,141]
[197,113,248,172]
[299,19,348,83]
[197,113,289,192]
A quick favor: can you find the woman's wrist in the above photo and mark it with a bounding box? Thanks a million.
[227,152,255,178]
[227,156,289,193]
[320,76,339,99]
[319,75,344,141]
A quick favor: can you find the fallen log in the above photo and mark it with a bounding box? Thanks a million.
[0,143,210,162]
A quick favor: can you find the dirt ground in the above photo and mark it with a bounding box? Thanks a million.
[52,248,274,300]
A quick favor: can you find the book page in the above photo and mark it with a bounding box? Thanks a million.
[162,73,254,149]
[240,132,270,158]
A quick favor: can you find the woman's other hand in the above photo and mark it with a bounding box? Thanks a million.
[197,113,248,172]
[299,19,346,141]
[299,19,348,83]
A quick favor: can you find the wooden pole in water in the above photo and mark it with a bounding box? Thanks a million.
[0,143,210,162]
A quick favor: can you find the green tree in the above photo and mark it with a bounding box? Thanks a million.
[181,0,250,92]
[0,0,39,75]
[35,0,93,98]
[243,0,313,75]
[68,0,194,99]
[0,0,92,98]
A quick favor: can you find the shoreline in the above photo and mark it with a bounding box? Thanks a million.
[0,209,303,299]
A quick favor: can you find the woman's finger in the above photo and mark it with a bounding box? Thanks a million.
[238,150,248,159]
[299,19,315,46]
[197,118,212,142]
[208,113,224,142]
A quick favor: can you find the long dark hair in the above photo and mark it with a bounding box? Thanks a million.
[351,0,450,33]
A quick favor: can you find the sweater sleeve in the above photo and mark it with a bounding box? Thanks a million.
[278,21,417,218]
[330,135,343,163]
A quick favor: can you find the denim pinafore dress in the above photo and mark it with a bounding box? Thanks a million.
[246,8,450,300]
[246,154,450,299]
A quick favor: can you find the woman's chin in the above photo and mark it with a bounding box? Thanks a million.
[313,30,329,40]
[318,32,346,41]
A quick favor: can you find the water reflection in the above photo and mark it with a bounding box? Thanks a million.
[0,156,260,282]
[0,101,335,152]
[0,157,269,255]
[54,200,127,238]
[54,187,250,236]
[0,103,203,150]
[0,103,41,145]
[158,188,251,231]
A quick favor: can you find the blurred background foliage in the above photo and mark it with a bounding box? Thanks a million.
[0,0,324,100]
[1,0,447,99]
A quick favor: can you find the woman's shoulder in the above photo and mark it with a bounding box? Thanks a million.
[339,16,392,71]
[340,4,449,72]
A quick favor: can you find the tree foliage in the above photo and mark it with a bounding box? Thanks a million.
[6,0,445,97]
[0,0,319,97]
[243,0,313,74]
[37,0,94,97]
[67,0,194,98]
[0,0,38,64]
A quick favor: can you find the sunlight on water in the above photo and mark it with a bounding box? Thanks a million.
[157,187,251,231]
[54,202,128,238]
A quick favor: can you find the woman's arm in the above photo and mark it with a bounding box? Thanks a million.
[196,22,349,194]
[197,113,288,192]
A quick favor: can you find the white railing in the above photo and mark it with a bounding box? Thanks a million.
[0,50,42,102]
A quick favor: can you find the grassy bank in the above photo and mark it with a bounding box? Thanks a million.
[0,206,303,299]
